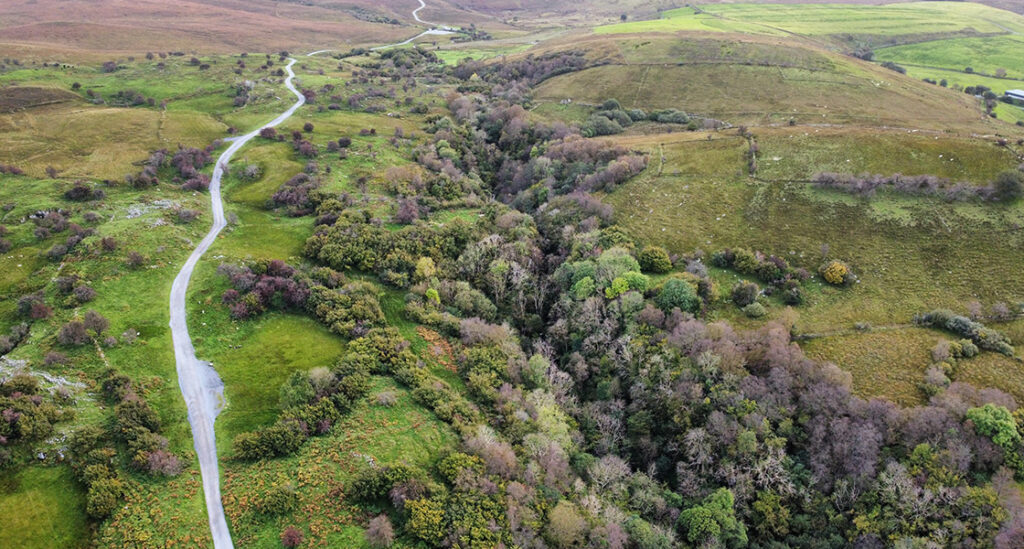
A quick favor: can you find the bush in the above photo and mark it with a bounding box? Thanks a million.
[819,260,854,286]
[638,245,672,273]
[233,419,308,460]
[582,115,623,137]
[366,514,395,548]
[126,251,145,268]
[257,481,298,515]
[994,170,1023,202]
[58,321,90,346]
[914,309,1014,356]
[731,282,759,307]
[655,278,699,313]
[743,302,767,319]
[281,526,304,548]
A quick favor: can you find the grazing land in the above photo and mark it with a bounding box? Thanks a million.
[4,1,1024,548]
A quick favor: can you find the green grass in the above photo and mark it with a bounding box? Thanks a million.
[221,376,456,548]
[533,45,1000,130]
[604,128,1024,399]
[596,2,1024,41]
[702,2,1024,39]
[433,44,533,65]
[0,466,89,549]
[876,35,1024,81]
[595,7,785,36]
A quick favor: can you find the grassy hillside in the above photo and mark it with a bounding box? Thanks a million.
[597,2,1024,47]
[532,34,1007,130]
[601,127,1024,404]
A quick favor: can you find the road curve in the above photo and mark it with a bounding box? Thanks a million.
[169,58,305,549]
[309,0,454,56]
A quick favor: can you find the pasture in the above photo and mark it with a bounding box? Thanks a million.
[875,35,1024,80]
[602,128,1024,401]
[596,2,1024,46]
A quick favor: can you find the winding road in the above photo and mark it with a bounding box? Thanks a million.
[171,2,457,547]
[169,58,304,549]
[308,0,454,56]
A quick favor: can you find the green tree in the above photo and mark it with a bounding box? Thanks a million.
[678,488,748,548]
[656,278,700,313]
[638,245,672,273]
[967,403,1024,470]
[406,497,447,545]
[279,370,315,410]
[993,170,1023,202]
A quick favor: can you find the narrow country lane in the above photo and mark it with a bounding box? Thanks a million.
[169,58,304,549]
[171,3,458,546]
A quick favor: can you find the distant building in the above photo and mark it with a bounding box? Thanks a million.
[1007,89,1024,101]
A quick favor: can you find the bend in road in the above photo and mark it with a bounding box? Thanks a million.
[169,57,304,549]
[310,0,455,56]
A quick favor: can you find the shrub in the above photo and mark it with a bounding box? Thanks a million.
[582,114,623,137]
[176,209,200,223]
[743,302,767,319]
[126,251,145,268]
[303,122,314,132]
[281,526,304,548]
[258,481,298,515]
[366,514,395,548]
[58,321,90,346]
[819,260,854,286]
[914,309,1014,355]
[638,245,672,273]
[655,278,699,313]
[84,310,109,336]
[731,282,759,307]
[74,285,97,303]
[993,170,1023,202]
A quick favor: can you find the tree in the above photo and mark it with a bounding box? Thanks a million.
[58,321,90,346]
[677,488,747,548]
[994,170,1023,202]
[656,278,699,313]
[84,310,109,337]
[366,514,395,548]
[279,370,315,410]
[731,282,759,307]
[303,122,314,133]
[968,403,1023,470]
[638,245,672,273]
[546,500,587,548]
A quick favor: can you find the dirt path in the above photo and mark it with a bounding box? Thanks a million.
[169,58,305,549]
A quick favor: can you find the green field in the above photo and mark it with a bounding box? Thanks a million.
[876,35,1024,80]
[0,467,89,549]
[597,2,1024,42]
[603,128,1024,402]
[534,49,998,129]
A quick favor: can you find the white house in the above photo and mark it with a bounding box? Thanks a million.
[1006,89,1024,101]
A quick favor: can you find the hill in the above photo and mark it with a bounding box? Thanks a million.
[531,33,1012,131]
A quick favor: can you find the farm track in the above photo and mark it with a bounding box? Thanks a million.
[170,2,455,546]
[169,58,304,549]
